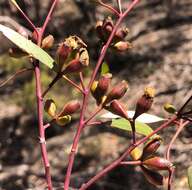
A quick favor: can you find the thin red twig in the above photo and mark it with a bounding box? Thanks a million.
[63,1,140,189]
[0,68,33,88]
[165,120,189,160]
[79,115,177,190]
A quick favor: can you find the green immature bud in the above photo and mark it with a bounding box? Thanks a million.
[44,99,57,117]
[142,157,173,171]
[142,137,162,160]
[114,27,129,41]
[56,115,71,126]
[130,147,143,161]
[106,100,128,119]
[133,87,155,120]
[59,100,81,117]
[141,166,164,187]
[113,41,132,52]
[41,35,54,49]
[9,47,28,58]
[105,80,129,104]
[164,103,176,114]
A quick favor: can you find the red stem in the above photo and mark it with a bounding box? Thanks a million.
[32,1,59,189]
[165,120,189,160]
[63,1,140,189]
[120,160,141,166]
[0,68,33,88]
[99,1,120,17]
[34,63,53,190]
[79,115,177,190]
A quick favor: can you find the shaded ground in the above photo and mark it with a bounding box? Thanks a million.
[0,0,192,190]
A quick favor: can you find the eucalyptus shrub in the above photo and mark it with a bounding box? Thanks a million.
[0,0,192,190]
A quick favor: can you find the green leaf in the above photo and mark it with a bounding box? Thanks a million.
[188,166,192,190]
[0,24,54,69]
[111,118,156,137]
[101,62,109,75]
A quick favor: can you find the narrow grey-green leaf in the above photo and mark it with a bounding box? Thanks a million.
[188,166,192,190]
[0,24,54,69]
[111,118,155,137]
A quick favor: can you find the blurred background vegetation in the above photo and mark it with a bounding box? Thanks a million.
[0,0,191,190]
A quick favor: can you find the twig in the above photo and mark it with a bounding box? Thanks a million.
[0,68,33,88]
[120,160,141,166]
[63,75,84,94]
[79,115,177,190]
[64,1,141,189]
[99,1,120,17]
[9,1,37,32]
[79,72,85,91]
[165,120,189,160]
[42,73,61,97]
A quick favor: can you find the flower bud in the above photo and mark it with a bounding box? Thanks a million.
[56,42,72,72]
[130,147,142,161]
[31,28,41,42]
[97,73,112,96]
[63,59,84,74]
[59,100,81,117]
[44,99,57,117]
[114,27,129,41]
[133,87,155,120]
[9,47,28,58]
[142,137,162,159]
[56,36,87,72]
[91,74,112,105]
[106,100,128,119]
[142,157,173,171]
[141,166,164,187]
[41,35,54,49]
[164,103,176,114]
[113,41,132,51]
[56,115,71,126]
[105,80,129,104]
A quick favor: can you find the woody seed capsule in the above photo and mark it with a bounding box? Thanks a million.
[114,27,129,41]
[106,100,128,119]
[114,41,132,51]
[105,80,129,104]
[133,87,155,120]
[141,166,164,186]
[41,35,54,49]
[142,137,162,159]
[142,156,173,171]
[59,100,81,117]
[96,73,112,97]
